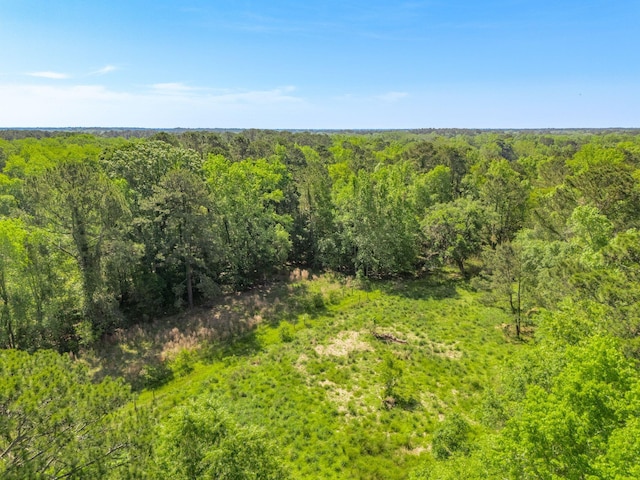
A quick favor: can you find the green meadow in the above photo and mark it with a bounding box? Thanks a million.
[128,273,519,479]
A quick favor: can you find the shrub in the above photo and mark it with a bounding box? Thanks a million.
[279,322,296,343]
[169,349,196,377]
[139,360,174,389]
[431,413,470,460]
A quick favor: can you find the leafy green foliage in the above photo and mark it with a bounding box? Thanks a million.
[474,240,536,337]
[0,349,149,479]
[27,159,128,334]
[1,129,640,479]
[142,168,218,308]
[153,396,286,480]
[495,336,640,479]
[476,159,529,246]
[422,198,484,274]
[205,155,292,287]
[431,413,470,460]
[331,162,419,277]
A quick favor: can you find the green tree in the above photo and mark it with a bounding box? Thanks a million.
[204,155,292,287]
[0,219,27,348]
[475,240,536,338]
[142,168,218,309]
[567,144,640,230]
[0,217,84,350]
[0,349,150,479]
[101,140,202,204]
[101,141,207,317]
[401,141,468,197]
[495,336,640,480]
[422,198,485,275]
[27,159,128,334]
[477,159,529,246]
[154,396,287,480]
[294,146,337,268]
[332,163,419,277]
[569,228,640,340]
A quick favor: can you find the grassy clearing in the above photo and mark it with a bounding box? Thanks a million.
[102,273,521,479]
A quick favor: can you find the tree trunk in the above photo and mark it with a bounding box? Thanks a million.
[186,258,193,309]
[72,206,102,329]
[455,258,466,276]
[515,279,522,338]
[0,269,14,348]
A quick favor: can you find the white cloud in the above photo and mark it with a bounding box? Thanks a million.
[146,83,301,104]
[91,65,118,76]
[376,91,409,102]
[27,71,70,80]
[206,86,300,104]
[7,81,633,129]
[151,82,196,92]
[0,83,306,127]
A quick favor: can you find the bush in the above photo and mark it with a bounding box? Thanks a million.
[311,292,325,309]
[169,349,196,377]
[432,413,470,460]
[139,360,174,389]
[279,322,296,343]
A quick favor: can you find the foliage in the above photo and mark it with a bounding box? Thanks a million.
[1,129,640,479]
[331,162,419,277]
[27,159,128,334]
[474,240,536,337]
[422,198,485,274]
[204,155,292,287]
[476,159,529,246]
[153,396,287,480]
[142,168,218,309]
[431,413,471,460]
[494,336,640,479]
[1,129,637,343]
[0,349,150,479]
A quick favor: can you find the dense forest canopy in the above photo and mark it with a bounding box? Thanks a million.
[1,128,640,478]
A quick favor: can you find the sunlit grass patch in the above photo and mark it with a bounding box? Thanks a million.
[133,273,520,479]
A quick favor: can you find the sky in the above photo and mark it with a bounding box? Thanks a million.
[0,0,638,128]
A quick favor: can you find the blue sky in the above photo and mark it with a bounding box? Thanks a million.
[0,0,638,128]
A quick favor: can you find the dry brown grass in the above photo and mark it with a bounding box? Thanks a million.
[314,330,373,357]
[84,281,301,386]
[320,380,354,414]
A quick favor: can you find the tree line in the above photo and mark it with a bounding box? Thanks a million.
[0,129,639,350]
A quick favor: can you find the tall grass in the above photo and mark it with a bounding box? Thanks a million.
[119,274,520,479]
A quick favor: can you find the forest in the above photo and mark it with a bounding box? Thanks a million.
[1,128,640,479]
